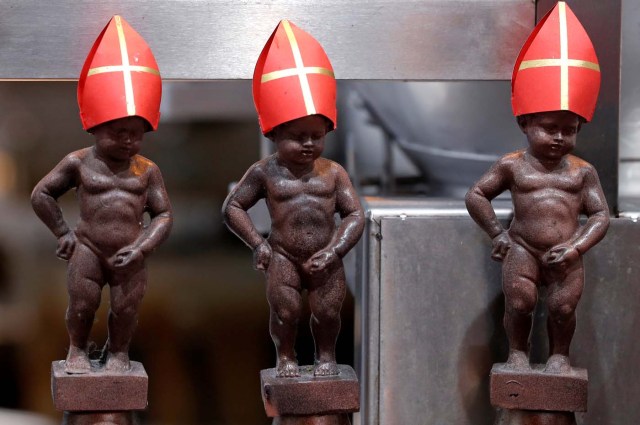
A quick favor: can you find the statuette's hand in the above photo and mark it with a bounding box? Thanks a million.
[112,246,144,268]
[303,249,339,274]
[56,231,77,261]
[254,241,272,271]
[491,231,511,262]
[543,244,580,268]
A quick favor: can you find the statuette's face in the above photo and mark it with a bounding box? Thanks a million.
[519,111,581,161]
[93,116,146,161]
[272,115,328,166]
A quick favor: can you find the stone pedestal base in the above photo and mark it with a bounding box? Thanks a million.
[261,365,359,425]
[495,409,576,425]
[490,363,587,412]
[51,360,148,411]
[52,359,148,425]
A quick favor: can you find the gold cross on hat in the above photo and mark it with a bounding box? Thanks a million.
[260,20,334,115]
[517,2,599,110]
[86,16,160,116]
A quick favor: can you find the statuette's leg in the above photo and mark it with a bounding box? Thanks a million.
[65,243,103,374]
[309,265,345,376]
[267,252,303,377]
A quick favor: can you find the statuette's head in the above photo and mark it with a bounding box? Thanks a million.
[518,110,581,161]
[269,114,332,166]
[92,116,147,162]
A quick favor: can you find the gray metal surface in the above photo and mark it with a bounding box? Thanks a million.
[344,81,521,197]
[0,0,532,81]
[619,0,640,197]
[355,197,640,425]
[340,0,620,208]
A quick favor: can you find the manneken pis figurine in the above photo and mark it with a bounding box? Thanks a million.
[466,1,609,374]
[31,16,172,374]
[223,20,365,378]
[466,2,609,375]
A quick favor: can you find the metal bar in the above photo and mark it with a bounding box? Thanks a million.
[619,0,640,198]
[0,0,532,81]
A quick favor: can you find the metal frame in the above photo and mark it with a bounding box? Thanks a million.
[0,0,531,80]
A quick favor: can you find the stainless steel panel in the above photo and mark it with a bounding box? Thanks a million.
[619,0,640,197]
[0,0,533,80]
[356,197,640,424]
[570,219,640,425]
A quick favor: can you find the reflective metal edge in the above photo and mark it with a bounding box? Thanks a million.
[354,202,382,425]
[364,198,514,221]
[618,196,640,219]
[0,0,533,80]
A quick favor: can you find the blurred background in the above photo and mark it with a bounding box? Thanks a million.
[0,0,638,423]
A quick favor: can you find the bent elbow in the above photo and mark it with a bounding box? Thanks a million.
[221,198,239,227]
[600,211,611,231]
[164,211,174,231]
[465,187,480,211]
[221,195,233,223]
[30,185,47,212]
[30,188,39,209]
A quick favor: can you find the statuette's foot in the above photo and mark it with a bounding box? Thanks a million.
[104,351,131,373]
[544,354,571,374]
[504,349,530,371]
[276,358,299,377]
[314,360,340,376]
[64,346,92,374]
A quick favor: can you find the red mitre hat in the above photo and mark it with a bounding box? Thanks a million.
[512,2,600,122]
[78,15,162,132]
[253,20,337,135]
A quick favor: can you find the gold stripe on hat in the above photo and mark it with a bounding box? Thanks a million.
[282,20,317,115]
[519,59,600,72]
[261,66,334,83]
[88,65,160,77]
[115,16,136,116]
[559,2,569,110]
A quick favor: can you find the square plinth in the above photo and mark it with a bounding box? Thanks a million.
[260,365,360,417]
[51,360,148,412]
[490,363,588,412]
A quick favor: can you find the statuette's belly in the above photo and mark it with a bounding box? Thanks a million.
[269,200,336,261]
[510,192,580,251]
[76,188,146,256]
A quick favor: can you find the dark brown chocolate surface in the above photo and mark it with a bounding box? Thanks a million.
[223,115,364,378]
[490,363,587,412]
[52,359,148,412]
[261,365,359,417]
[31,116,172,374]
[466,111,609,373]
